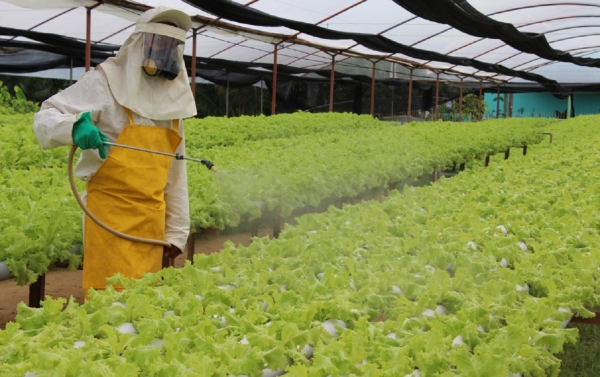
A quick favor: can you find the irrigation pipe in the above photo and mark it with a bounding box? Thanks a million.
[0,261,11,282]
[0,244,81,283]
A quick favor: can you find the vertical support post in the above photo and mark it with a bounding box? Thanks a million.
[164,256,178,268]
[69,56,73,86]
[329,54,336,112]
[523,145,528,155]
[271,44,279,115]
[496,85,500,119]
[29,273,46,308]
[85,2,103,73]
[251,218,259,238]
[391,62,395,117]
[567,94,572,119]
[505,148,510,160]
[191,28,197,97]
[431,170,437,183]
[407,69,413,122]
[459,78,464,121]
[226,72,230,117]
[478,81,483,121]
[85,7,92,72]
[273,213,282,239]
[370,62,376,115]
[435,73,440,121]
[260,78,264,115]
[485,155,490,167]
[186,232,195,262]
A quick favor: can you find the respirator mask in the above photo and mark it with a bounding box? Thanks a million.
[141,33,182,80]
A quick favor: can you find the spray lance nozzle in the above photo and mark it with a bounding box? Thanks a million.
[173,152,216,172]
[200,159,216,172]
[105,142,217,172]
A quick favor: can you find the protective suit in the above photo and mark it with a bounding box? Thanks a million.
[33,6,197,296]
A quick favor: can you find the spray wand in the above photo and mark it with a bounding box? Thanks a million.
[104,141,217,172]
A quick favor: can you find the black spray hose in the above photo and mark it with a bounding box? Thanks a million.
[68,144,217,247]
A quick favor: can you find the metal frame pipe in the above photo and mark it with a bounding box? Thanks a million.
[370,61,376,115]
[435,73,440,121]
[260,78,264,115]
[407,69,413,122]
[459,78,464,121]
[329,54,336,112]
[85,2,103,72]
[479,81,483,120]
[496,85,500,118]
[191,28,197,97]
[271,43,279,115]
[226,72,230,117]
[86,8,91,72]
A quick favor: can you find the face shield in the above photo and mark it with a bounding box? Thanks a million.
[141,33,183,80]
[99,8,197,121]
[134,21,187,81]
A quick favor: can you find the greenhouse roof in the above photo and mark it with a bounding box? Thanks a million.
[1,0,599,95]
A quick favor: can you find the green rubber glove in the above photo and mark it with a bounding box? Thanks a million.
[72,111,109,159]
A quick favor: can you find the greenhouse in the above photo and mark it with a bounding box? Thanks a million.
[1,0,600,376]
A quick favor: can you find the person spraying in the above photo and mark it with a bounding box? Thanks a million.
[33,6,197,297]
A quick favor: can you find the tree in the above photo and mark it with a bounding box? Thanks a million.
[0,81,39,114]
[438,93,488,121]
[0,74,70,105]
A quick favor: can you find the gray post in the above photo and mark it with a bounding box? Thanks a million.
[226,72,230,117]
[260,79,264,115]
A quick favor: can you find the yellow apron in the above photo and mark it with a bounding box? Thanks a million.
[83,107,181,296]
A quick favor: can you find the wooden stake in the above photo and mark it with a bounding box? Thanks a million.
[273,213,282,239]
[29,273,45,308]
[186,232,195,262]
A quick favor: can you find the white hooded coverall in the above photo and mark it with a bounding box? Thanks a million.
[33,6,197,294]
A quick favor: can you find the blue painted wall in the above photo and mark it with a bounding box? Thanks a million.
[570,93,600,115]
[484,92,600,118]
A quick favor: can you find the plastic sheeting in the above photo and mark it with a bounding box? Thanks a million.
[0,27,447,88]
[391,0,600,68]
[180,0,569,96]
[0,0,599,93]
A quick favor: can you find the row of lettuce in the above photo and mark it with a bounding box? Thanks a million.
[2,115,599,376]
[0,111,554,285]
[188,115,550,228]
